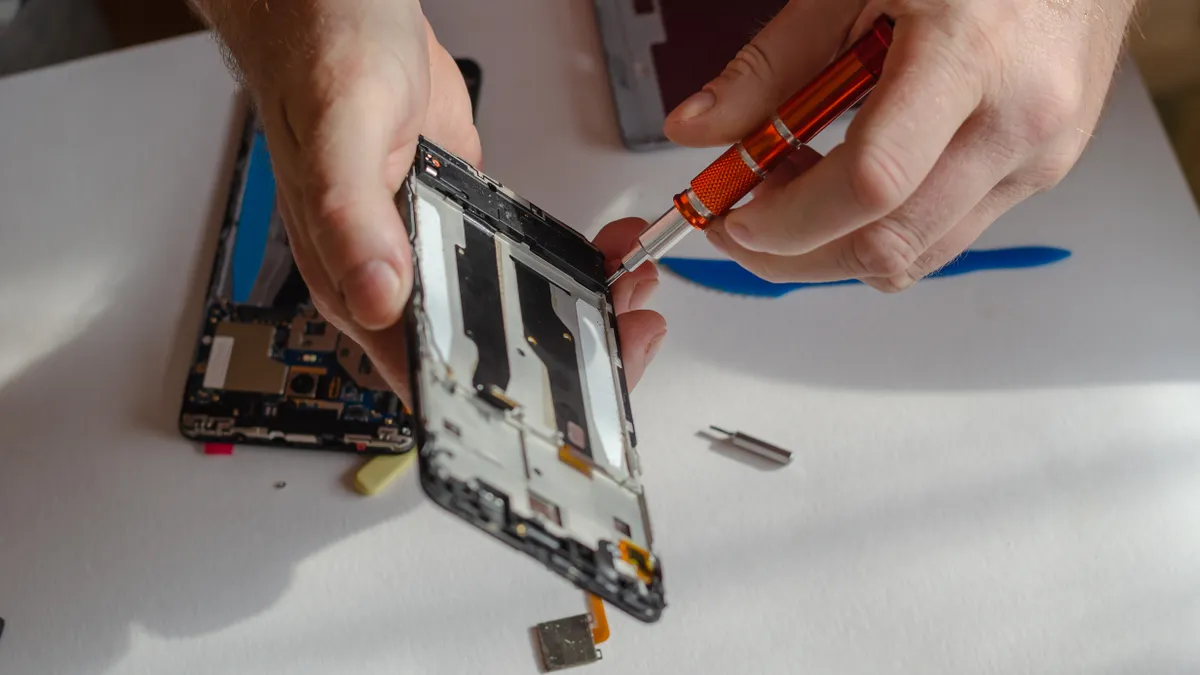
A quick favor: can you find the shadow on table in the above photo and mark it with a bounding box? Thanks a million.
[1,42,1198,675]
[652,145,1200,391]
[661,434,1200,670]
[0,118,426,675]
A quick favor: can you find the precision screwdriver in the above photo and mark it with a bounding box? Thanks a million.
[607,15,895,287]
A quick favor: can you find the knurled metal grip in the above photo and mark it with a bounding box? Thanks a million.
[682,146,761,226]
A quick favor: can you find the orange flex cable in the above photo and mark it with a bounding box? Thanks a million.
[587,594,610,644]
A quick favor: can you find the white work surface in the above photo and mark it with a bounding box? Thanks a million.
[3,2,1200,673]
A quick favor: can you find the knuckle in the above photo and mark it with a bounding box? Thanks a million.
[310,294,343,325]
[867,274,916,294]
[310,43,373,103]
[752,258,792,285]
[1027,152,1078,191]
[726,42,776,84]
[307,186,361,243]
[846,221,923,278]
[1016,139,1084,193]
[1016,76,1083,145]
[847,141,915,213]
[961,4,1017,75]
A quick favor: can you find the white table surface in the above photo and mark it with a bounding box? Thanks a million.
[3,3,1200,674]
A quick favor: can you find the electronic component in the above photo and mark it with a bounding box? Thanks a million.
[587,594,610,644]
[709,426,793,465]
[401,137,665,622]
[288,310,339,352]
[592,0,790,150]
[180,56,481,455]
[534,614,601,671]
[607,16,896,285]
[208,322,289,395]
[335,335,390,392]
[178,116,414,455]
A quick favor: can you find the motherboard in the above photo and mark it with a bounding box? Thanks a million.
[179,119,413,454]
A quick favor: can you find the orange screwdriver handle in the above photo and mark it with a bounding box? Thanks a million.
[674,15,895,229]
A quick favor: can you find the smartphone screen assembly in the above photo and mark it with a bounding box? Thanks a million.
[398,138,666,623]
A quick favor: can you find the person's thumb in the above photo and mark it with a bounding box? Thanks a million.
[663,0,864,148]
[301,77,425,332]
[422,21,482,167]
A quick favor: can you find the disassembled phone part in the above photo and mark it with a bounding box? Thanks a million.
[179,117,413,454]
[709,426,793,465]
[534,614,601,672]
[533,594,611,672]
[592,0,789,150]
[399,137,666,622]
[180,56,484,454]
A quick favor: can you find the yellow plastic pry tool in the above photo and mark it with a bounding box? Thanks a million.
[354,452,417,496]
[587,594,610,644]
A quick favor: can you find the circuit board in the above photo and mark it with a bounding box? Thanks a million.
[402,138,666,622]
[178,118,413,454]
[179,58,482,455]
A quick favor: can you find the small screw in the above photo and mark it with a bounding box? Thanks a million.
[274,481,287,490]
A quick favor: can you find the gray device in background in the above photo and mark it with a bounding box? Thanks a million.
[591,0,788,150]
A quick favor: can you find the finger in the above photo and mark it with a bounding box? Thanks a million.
[616,310,667,391]
[708,161,1020,288]
[420,24,482,168]
[300,88,417,332]
[707,224,844,283]
[723,18,984,256]
[346,323,414,406]
[593,217,651,261]
[277,189,415,404]
[592,217,660,314]
[609,264,658,315]
[869,178,1032,291]
[276,187,344,322]
[830,115,1012,283]
[663,0,865,147]
[749,145,823,202]
[614,268,659,315]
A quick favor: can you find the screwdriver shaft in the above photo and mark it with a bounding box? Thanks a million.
[709,426,793,465]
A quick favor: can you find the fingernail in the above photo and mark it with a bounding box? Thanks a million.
[630,278,659,310]
[669,89,716,122]
[725,220,754,248]
[645,331,667,363]
[341,259,405,329]
[707,230,730,255]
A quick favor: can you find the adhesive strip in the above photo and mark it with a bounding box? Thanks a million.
[414,190,454,361]
[575,299,625,474]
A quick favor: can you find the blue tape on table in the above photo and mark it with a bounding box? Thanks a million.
[659,246,1072,298]
[232,131,277,303]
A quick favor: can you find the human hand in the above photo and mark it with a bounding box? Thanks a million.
[190,0,457,403]
[664,0,1137,291]
[192,0,476,330]
[192,1,665,402]
[326,217,667,404]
